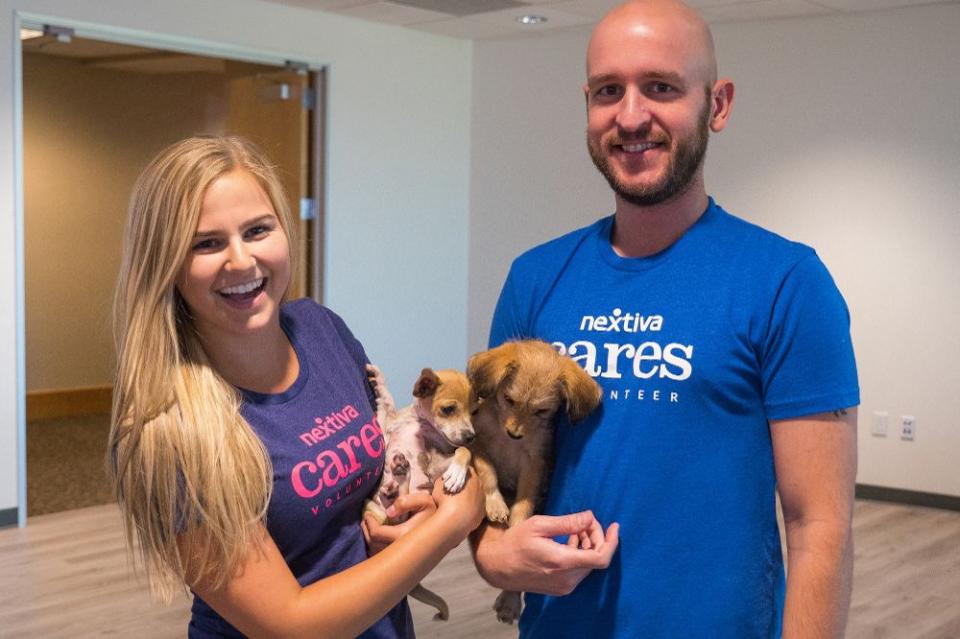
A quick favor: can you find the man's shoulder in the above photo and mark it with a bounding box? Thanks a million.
[713,202,816,265]
[511,216,610,274]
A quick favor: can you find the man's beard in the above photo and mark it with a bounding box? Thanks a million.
[588,102,711,207]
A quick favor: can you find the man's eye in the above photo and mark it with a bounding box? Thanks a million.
[595,85,621,98]
[651,82,674,94]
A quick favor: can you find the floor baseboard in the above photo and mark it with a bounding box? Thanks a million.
[856,483,960,512]
[0,508,16,528]
[27,386,112,421]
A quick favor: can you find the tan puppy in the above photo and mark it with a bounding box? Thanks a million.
[364,365,477,621]
[467,339,602,624]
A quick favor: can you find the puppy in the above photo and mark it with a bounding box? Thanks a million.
[467,339,602,624]
[364,364,477,620]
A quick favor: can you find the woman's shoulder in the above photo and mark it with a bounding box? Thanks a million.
[281,298,363,355]
[281,298,345,330]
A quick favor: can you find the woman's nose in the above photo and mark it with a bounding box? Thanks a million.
[225,239,255,270]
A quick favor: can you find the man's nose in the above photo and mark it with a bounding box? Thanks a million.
[615,88,651,133]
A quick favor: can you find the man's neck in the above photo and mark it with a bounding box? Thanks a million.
[611,179,710,258]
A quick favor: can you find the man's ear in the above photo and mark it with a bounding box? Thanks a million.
[709,78,735,133]
[412,368,440,398]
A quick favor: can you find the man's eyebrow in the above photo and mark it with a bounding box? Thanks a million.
[587,73,620,87]
[587,71,686,87]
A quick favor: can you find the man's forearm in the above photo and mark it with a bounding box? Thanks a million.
[782,520,853,639]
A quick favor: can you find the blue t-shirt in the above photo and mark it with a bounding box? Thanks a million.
[189,299,414,638]
[490,199,859,639]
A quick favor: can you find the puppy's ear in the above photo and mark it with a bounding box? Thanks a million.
[559,356,602,422]
[413,368,440,398]
[467,342,518,398]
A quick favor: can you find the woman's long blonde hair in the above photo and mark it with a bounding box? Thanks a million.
[109,135,298,602]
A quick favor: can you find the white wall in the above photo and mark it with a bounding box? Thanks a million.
[0,0,471,517]
[469,5,960,496]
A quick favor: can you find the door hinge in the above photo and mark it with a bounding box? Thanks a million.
[284,60,310,75]
[302,87,317,111]
[300,198,317,221]
[43,25,75,43]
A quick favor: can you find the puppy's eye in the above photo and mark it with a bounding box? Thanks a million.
[504,396,515,407]
[536,408,552,417]
[439,405,457,416]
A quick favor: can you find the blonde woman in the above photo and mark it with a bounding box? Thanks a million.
[109,135,484,638]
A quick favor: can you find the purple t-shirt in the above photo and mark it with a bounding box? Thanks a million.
[189,299,413,638]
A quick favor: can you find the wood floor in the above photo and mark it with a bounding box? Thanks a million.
[0,500,957,638]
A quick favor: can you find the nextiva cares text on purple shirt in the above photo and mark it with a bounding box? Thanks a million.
[189,299,413,638]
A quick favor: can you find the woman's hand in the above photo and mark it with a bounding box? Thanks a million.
[362,469,484,556]
[431,468,485,539]
[361,493,436,555]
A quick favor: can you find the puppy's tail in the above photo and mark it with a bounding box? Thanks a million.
[410,583,450,621]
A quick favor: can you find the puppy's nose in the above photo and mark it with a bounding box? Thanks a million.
[462,433,475,444]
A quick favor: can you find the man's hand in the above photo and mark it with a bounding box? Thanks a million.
[472,510,619,595]
[361,493,437,555]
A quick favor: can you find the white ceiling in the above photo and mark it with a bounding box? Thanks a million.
[261,0,959,39]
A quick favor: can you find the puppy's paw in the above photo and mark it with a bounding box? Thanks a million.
[366,363,386,393]
[485,492,510,524]
[493,590,523,625]
[363,500,387,525]
[508,501,534,528]
[390,451,410,476]
[442,461,468,493]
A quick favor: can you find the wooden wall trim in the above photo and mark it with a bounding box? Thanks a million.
[856,483,960,512]
[0,508,16,528]
[26,386,113,421]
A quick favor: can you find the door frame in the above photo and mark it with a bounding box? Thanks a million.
[12,10,328,527]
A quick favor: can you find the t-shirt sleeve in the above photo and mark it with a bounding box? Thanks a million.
[325,308,377,411]
[760,253,860,420]
[488,263,528,348]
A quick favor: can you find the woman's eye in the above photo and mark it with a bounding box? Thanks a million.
[245,224,271,239]
[191,238,220,251]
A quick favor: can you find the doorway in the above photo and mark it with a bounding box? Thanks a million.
[20,26,324,517]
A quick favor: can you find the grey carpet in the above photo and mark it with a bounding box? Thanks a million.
[27,413,114,516]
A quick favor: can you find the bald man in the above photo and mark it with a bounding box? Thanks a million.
[472,1,859,637]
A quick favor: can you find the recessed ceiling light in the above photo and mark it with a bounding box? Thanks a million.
[516,15,548,26]
[19,28,43,40]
